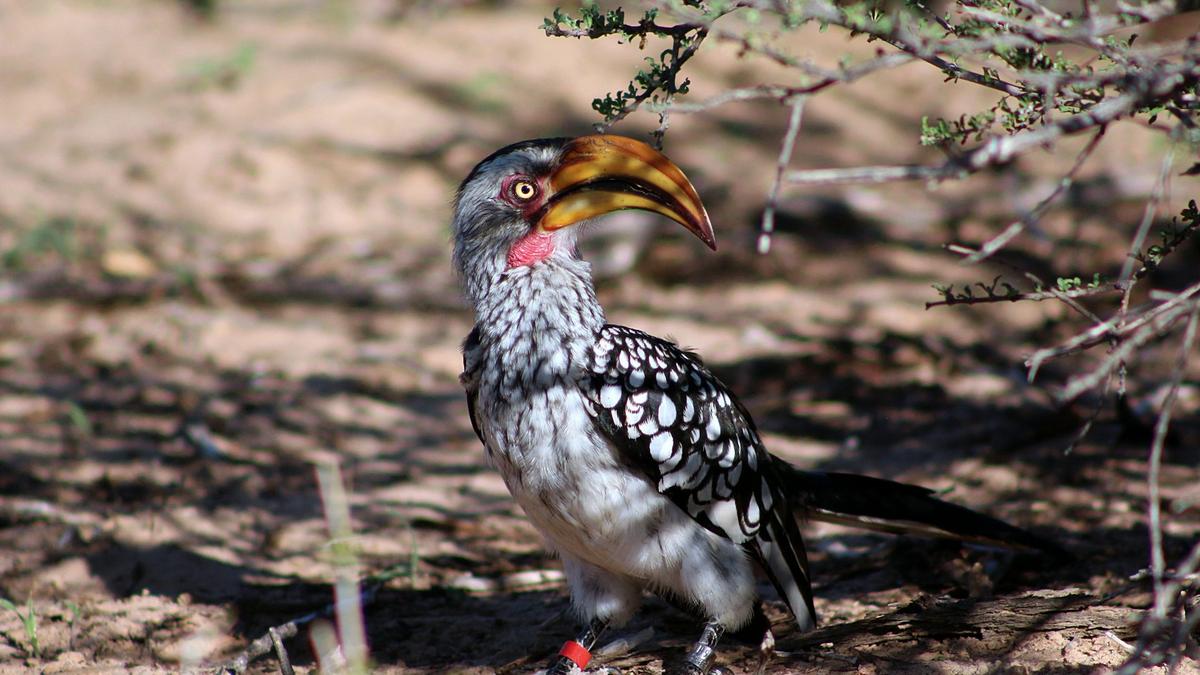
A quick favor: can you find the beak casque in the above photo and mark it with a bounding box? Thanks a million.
[537,135,717,250]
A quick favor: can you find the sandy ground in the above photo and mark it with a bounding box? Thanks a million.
[1,1,1198,673]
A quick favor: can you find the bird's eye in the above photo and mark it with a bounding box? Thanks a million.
[510,179,538,202]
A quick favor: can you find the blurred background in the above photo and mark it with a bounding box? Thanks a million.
[0,1,1197,672]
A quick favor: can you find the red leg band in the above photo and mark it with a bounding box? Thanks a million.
[559,639,591,670]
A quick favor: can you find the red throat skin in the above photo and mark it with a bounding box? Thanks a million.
[506,230,557,268]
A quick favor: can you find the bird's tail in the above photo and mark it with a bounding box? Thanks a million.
[772,459,1066,556]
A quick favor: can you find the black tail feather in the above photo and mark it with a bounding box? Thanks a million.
[773,460,1068,558]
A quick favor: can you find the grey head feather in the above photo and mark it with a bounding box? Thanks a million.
[453,138,584,309]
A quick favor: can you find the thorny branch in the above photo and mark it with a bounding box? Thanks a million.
[929,200,1200,311]
[545,0,1200,668]
[1113,307,1200,673]
[1025,281,1200,382]
[961,127,1107,264]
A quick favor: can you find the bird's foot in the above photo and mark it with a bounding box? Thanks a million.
[545,617,609,674]
[673,620,724,675]
[753,628,776,675]
[673,664,730,675]
[677,646,713,675]
[545,655,626,674]
[546,656,581,675]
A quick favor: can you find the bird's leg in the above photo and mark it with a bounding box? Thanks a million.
[679,620,724,675]
[754,628,776,675]
[547,617,609,674]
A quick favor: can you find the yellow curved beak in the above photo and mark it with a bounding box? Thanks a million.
[538,135,716,250]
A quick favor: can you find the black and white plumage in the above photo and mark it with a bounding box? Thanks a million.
[584,325,815,629]
[453,135,1058,674]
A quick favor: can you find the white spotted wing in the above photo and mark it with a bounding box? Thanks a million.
[583,324,779,544]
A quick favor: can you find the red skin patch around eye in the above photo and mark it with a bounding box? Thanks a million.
[498,173,555,268]
[498,174,545,216]
[506,229,556,268]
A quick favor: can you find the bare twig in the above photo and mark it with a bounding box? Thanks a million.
[876,34,1029,97]
[788,163,960,186]
[1148,308,1199,619]
[218,616,304,674]
[652,52,913,114]
[1025,281,1200,380]
[758,96,806,254]
[269,627,295,675]
[932,207,1200,312]
[654,85,801,112]
[1105,629,1138,653]
[713,28,842,80]
[1114,308,1200,673]
[962,127,1106,264]
[216,464,379,675]
[1057,298,1200,402]
[214,579,383,674]
[788,91,1153,189]
[1110,144,1178,396]
[1119,146,1176,288]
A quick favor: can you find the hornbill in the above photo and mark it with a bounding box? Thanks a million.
[453,135,1058,674]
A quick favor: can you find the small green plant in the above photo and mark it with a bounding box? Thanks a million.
[315,462,369,675]
[178,0,218,17]
[1,216,78,273]
[64,402,93,440]
[450,72,512,114]
[185,42,259,91]
[408,526,420,590]
[0,596,40,659]
[64,601,80,650]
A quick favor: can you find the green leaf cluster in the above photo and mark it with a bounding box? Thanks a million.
[544,5,703,125]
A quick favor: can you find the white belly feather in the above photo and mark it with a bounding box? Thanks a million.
[479,383,757,630]
[484,386,680,573]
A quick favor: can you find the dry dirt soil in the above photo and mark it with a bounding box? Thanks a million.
[1,1,1199,673]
